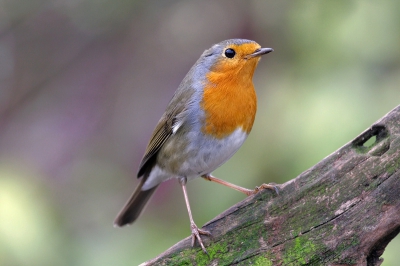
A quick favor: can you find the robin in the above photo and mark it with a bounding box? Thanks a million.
[114,39,275,254]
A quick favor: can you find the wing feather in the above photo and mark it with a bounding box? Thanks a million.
[137,104,188,177]
[136,74,197,177]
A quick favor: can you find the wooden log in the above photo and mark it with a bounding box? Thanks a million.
[141,105,400,266]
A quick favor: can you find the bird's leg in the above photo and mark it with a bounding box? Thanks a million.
[202,174,279,196]
[179,177,211,254]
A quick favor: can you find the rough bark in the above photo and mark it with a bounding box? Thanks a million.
[141,105,400,266]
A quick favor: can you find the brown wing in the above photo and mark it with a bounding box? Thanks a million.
[136,76,196,178]
[137,115,172,177]
[137,107,187,177]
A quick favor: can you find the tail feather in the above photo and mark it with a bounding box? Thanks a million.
[114,177,159,227]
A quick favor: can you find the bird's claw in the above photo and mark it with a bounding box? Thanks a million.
[254,183,279,195]
[190,223,211,254]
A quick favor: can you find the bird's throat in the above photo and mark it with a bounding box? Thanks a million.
[200,69,257,139]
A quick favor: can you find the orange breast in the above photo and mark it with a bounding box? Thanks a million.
[200,60,258,139]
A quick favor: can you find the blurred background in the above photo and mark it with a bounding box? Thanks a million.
[0,0,399,265]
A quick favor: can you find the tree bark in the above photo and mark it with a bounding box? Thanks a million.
[141,105,400,266]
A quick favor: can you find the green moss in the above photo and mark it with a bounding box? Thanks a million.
[188,220,267,265]
[167,248,198,265]
[192,241,228,265]
[283,236,317,265]
[254,256,273,266]
[386,157,400,175]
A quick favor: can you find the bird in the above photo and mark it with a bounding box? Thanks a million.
[114,39,275,254]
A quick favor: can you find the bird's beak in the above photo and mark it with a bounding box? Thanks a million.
[245,47,274,59]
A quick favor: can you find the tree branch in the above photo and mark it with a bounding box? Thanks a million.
[141,105,400,266]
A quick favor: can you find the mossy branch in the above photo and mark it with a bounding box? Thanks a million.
[141,105,400,266]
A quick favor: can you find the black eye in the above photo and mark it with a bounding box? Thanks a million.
[224,48,236,58]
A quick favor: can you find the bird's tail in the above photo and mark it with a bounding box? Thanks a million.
[114,177,159,227]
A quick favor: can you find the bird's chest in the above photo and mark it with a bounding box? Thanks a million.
[200,73,257,139]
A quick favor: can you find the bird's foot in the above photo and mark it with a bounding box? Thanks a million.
[244,183,279,196]
[190,222,211,254]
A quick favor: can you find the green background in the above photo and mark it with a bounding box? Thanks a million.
[0,0,399,265]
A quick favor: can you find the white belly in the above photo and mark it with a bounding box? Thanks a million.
[180,128,247,178]
[142,128,248,190]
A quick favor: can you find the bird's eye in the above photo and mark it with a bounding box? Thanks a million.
[224,48,236,58]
